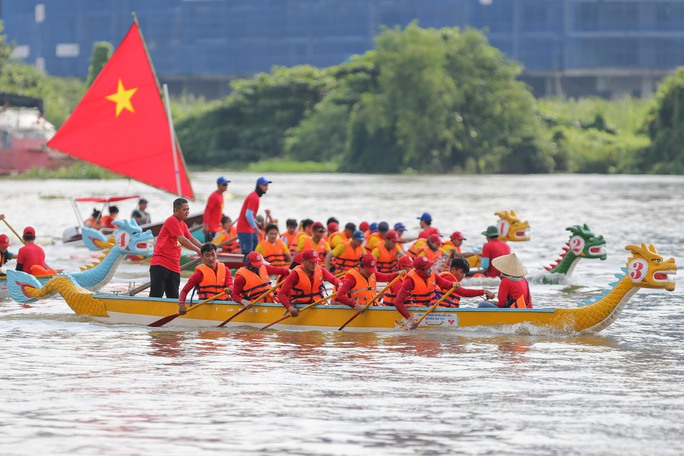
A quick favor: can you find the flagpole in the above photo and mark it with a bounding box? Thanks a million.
[163,83,182,197]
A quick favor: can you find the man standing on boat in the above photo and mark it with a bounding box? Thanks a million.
[203,177,229,242]
[131,198,151,225]
[237,176,271,254]
[150,198,203,299]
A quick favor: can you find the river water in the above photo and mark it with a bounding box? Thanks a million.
[0,173,682,455]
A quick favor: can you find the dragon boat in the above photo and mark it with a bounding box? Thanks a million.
[1,219,152,299]
[6,244,676,334]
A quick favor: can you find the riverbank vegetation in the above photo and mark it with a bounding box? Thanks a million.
[1,20,682,175]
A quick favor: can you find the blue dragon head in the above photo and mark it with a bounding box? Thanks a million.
[110,219,153,255]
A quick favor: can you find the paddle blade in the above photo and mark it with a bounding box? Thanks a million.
[148,313,180,327]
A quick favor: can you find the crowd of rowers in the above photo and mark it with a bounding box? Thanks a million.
[181,210,533,330]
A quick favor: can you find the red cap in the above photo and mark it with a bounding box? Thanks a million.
[23,226,35,237]
[0,234,9,247]
[293,252,304,264]
[312,221,325,232]
[246,251,267,267]
[359,221,369,231]
[450,231,466,240]
[384,230,399,242]
[413,256,434,270]
[360,253,377,273]
[302,249,322,263]
[428,234,442,245]
[397,256,413,268]
[327,222,339,232]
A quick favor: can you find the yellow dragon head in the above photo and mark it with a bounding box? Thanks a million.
[494,210,531,242]
[625,243,677,291]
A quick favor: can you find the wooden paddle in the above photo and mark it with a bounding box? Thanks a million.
[148,291,226,327]
[338,274,403,331]
[1,217,27,246]
[259,292,338,331]
[408,284,460,330]
[216,279,284,327]
[128,257,202,296]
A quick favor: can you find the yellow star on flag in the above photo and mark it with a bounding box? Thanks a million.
[106,79,138,117]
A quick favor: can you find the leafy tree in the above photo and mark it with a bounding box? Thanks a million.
[643,68,684,173]
[0,21,12,74]
[85,41,113,87]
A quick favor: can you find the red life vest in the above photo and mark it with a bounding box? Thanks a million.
[290,265,325,305]
[195,263,228,299]
[236,265,273,302]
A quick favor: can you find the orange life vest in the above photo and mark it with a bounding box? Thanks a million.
[435,271,460,308]
[406,269,436,307]
[328,231,345,249]
[236,265,273,302]
[213,225,239,253]
[333,240,364,272]
[373,243,399,273]
[364,233,383,253]
[442,241,462,254]
[195,263,228,300]
[407,239,428,259]
[344,268,378,306]
[382,278,404,306]
[282,231,299,255]
[290,265,325,305]
[258,239,289,267]
[299,236,329,255]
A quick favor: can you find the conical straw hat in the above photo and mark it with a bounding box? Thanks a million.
[492,253,528,277]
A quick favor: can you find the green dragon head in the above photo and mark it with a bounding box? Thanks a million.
[566,224,607,260]
[495,210,530,242]
[625,243,677,291]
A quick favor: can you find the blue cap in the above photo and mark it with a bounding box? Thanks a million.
[369,222,378,232]
[256,177,272,186]
[352,230,365,241]
[417,212,432,223]
[217,176,230,185]
[394,222,407,232]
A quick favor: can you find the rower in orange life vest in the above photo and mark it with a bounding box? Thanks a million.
[281,218,299,256]
[365,221,389,253]
[232,251,290,309]
[335,254,402,311]
[382,255,414,306]
[212,215,240,253]
[293,219,314,252]
[100,205,119,229]
[393,256,460,330]
[296,221,331,257]
[478,253,532,309]
[325,229,365,273]
[329,222,356,250]
[255,223,292,267]
[325,217,339,243]
[436,257,495,307]
[371,229,404,273]
[0,232,15,273]
[178,243,233,315]
[277,249,342,318]
[408,233,445,261]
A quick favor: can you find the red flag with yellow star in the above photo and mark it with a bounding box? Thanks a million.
[47,21,194,199]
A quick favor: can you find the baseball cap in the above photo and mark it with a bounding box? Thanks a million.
[393,222,407,232]
[360,254,377,273]
[352,230,365,242]
[413,256,434,270]
[247,251,267,267]
[217,176,230,185]
[312,221,325,232]
[384,230,399,242]
[0,234,9,247]
[256,176,272,185]
[302,249,322,263]
[293,252,304,264]
[417,212,432,223]
[397,256,413,268]
[450,231,466,240]
[359,221,369,231]
[23,226,35,237]
[428,234,442,245]
[327,222,339,232]
[369,222,378,233]
[377,221,389,234]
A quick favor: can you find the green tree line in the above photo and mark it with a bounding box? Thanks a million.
[1,20,683,174]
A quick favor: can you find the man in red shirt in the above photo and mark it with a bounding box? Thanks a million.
[203,176,229,242]
[16,226,55,275]
[150,198,203,298]
[335,254,401,310]
[237,176,271,254]
[178,243,233,315]
[479,226,511,277]
[479,253,532,308]
[277,249,341,318]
